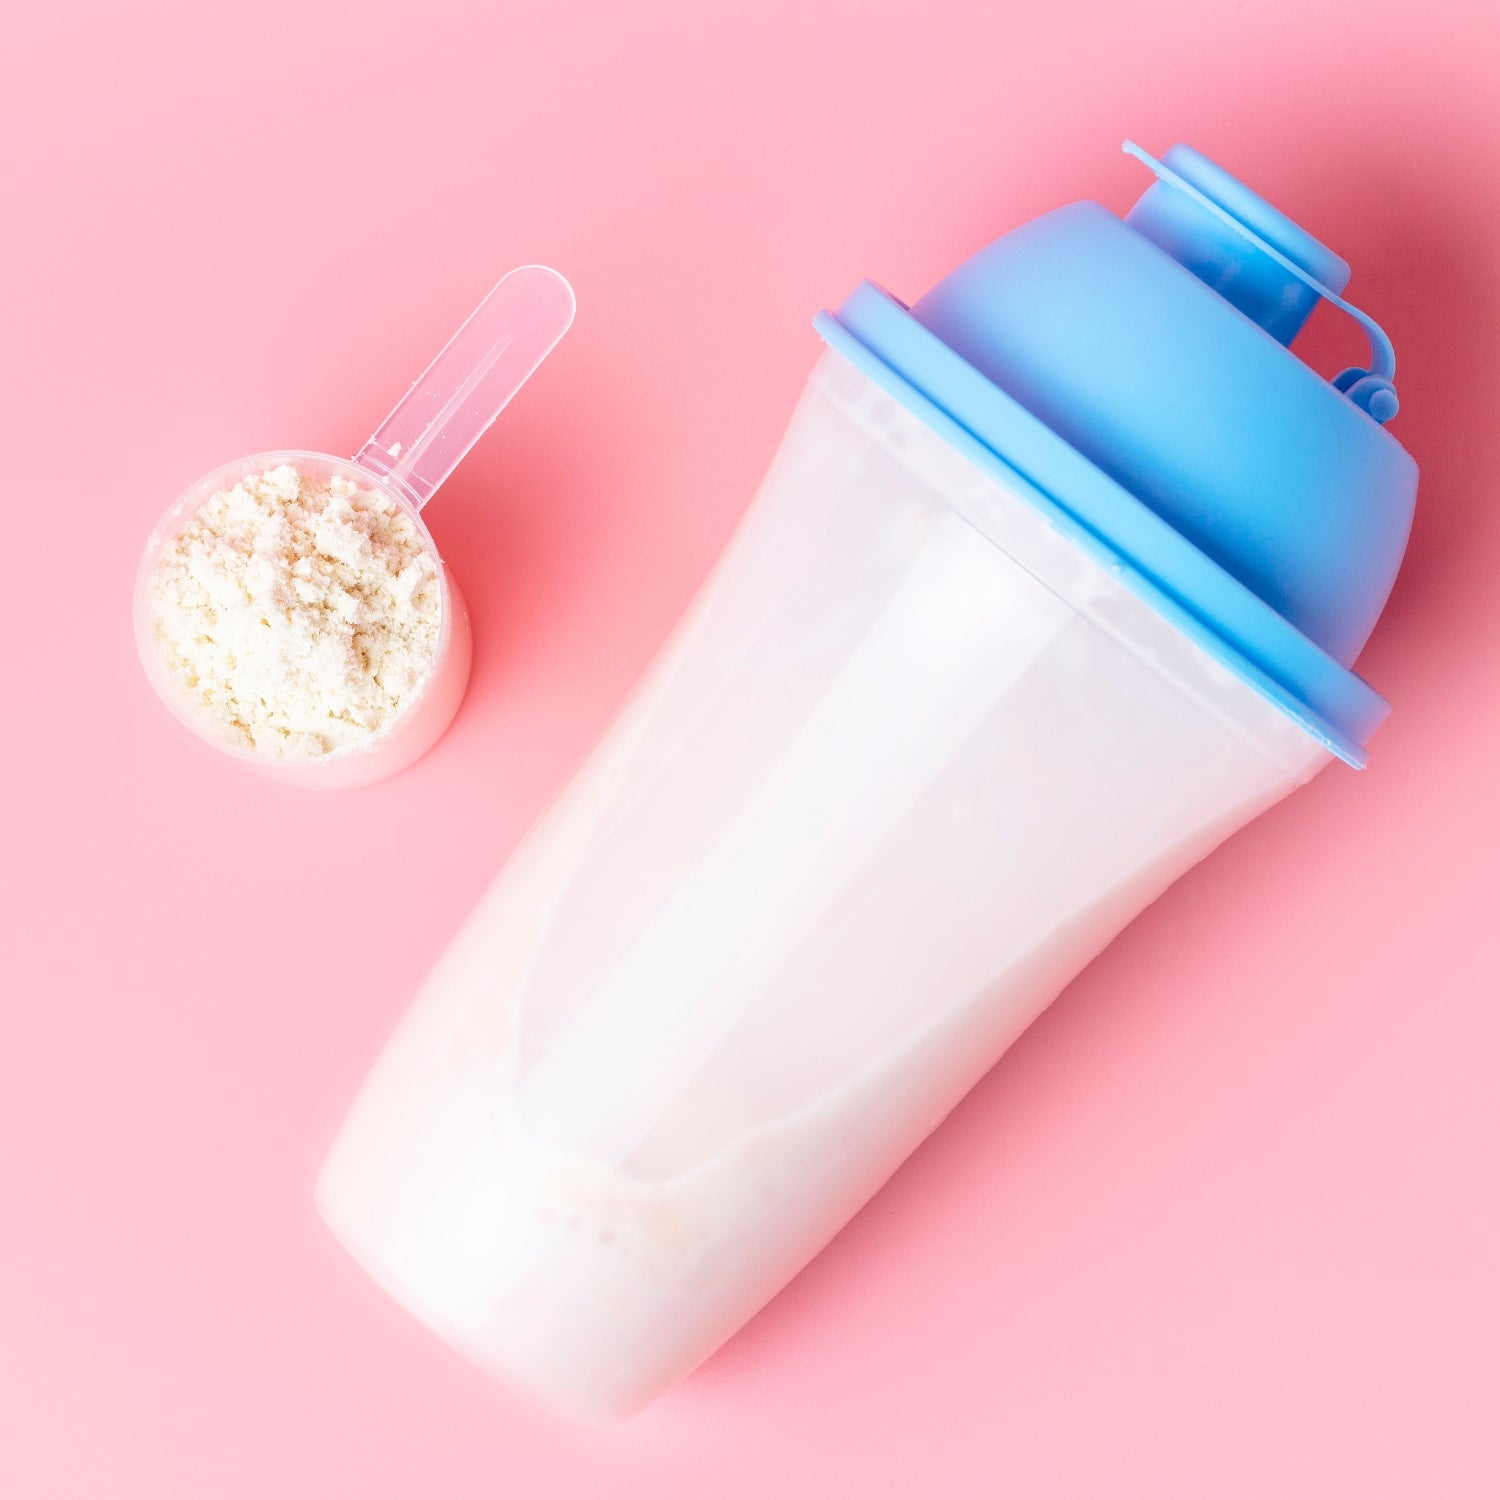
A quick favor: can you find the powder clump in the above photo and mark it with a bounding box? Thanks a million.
[147,465,441,758]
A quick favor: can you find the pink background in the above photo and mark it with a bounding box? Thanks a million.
[4,0,1499,1494]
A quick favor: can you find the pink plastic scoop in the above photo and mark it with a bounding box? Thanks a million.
[134,265,576,789]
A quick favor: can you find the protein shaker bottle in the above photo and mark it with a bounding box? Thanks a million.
[317,142,1418,1421]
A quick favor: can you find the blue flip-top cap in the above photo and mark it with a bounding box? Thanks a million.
[814,142,1418,767]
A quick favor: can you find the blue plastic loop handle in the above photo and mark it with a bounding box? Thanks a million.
[1122,142,1399,424]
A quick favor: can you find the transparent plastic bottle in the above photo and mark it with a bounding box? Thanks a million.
[318,143,1418,1418]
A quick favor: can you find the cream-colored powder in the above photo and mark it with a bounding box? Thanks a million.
[147,464,441,758]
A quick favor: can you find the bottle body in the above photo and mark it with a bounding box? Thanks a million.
[318,349,1329,1421]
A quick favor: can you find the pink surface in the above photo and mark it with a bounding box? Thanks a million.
[4,0,1499,1494]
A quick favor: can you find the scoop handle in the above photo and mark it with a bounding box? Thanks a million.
[355,265,576,510]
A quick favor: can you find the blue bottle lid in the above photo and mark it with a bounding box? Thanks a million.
[815,142,1418,767]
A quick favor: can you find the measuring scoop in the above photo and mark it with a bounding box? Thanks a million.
[134,265,576,790]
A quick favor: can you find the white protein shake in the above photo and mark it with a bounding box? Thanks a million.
[318,354,1328,1421]
[318,140,1417,1419]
